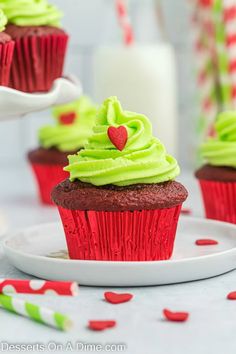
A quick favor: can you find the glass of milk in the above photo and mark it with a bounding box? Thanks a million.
[93,43,178,156]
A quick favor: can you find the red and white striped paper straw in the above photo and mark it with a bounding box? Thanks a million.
[0,279,79,296]
[193,0,218,137]
[116,0,134,45]
[223,0,236,107]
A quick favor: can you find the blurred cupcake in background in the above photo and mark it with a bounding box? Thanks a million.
[195,111,236,223]
[0,0,68,92]
[28,96,97,205]
[52,96,188,261]
[0,8,14,86]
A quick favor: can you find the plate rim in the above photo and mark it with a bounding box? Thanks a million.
[3,216,236,266]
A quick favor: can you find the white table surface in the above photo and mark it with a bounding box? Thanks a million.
[1,164,236,354]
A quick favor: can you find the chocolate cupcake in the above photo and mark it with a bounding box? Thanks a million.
[0,0,68,92]
[28,96,97,205]
[195,111,236,223]
[52,96,188,261]
[53,180,187,212]
[0,9,14,86]
[28,147,71,166]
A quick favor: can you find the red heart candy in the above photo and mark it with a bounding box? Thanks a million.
[104,291,133,304]
[181,208,192,215]
[88,320,116,331]
[163,309,189,322]
[59,112,77,125]
[199,0,213,8]
[227,291,236,300]
[107,126,128,151]
[195,239,218,246]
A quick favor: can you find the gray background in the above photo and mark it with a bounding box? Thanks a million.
[0,0,196,170]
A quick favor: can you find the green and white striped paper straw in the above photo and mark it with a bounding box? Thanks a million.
[213,0,232,109]
[0,294,73,331]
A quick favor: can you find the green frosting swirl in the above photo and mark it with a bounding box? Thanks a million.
[0,0,62,27]
[39,96,97,152]
[201,111,236,167]
[65,96,180,186]
[0,9,7,32]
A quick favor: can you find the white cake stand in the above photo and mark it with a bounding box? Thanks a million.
[0,75,82,120]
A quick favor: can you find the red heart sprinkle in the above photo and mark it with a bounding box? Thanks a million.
[181,208,192,215]
[104,291,133,304]
[163,309,189,322]
[199,0,213,8]
[195,239,218,246]
[88,320,116,331]
[59,112,77,125]
[107,126,128,151]
[227,291,236,300]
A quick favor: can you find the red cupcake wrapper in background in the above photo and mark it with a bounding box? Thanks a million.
[57,205,182,261]
[0,41,15,86]
[198,179,236,223]
[30,163,69,205]
[10,33,68,92]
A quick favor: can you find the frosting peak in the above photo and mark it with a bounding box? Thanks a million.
[39,96,97,152]
[201,111,236,167]
[0,0,63,27]
[88,96,152,151]
[65,96,180,186]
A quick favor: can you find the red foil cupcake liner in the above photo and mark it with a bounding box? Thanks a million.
[10,34,68,92]
[30,163,69,205]
[0,41,15,86]
[198,179,236,223]
[57,205,182,261]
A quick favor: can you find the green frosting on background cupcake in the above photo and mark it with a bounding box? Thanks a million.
[0,9,7,32]
[0,0,62,27]
[65,96,180,186]
[39,96,97,152]
[201,111,236,167]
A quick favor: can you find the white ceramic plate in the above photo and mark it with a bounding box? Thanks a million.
[3,217,236,286]
[0,75,82,120]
